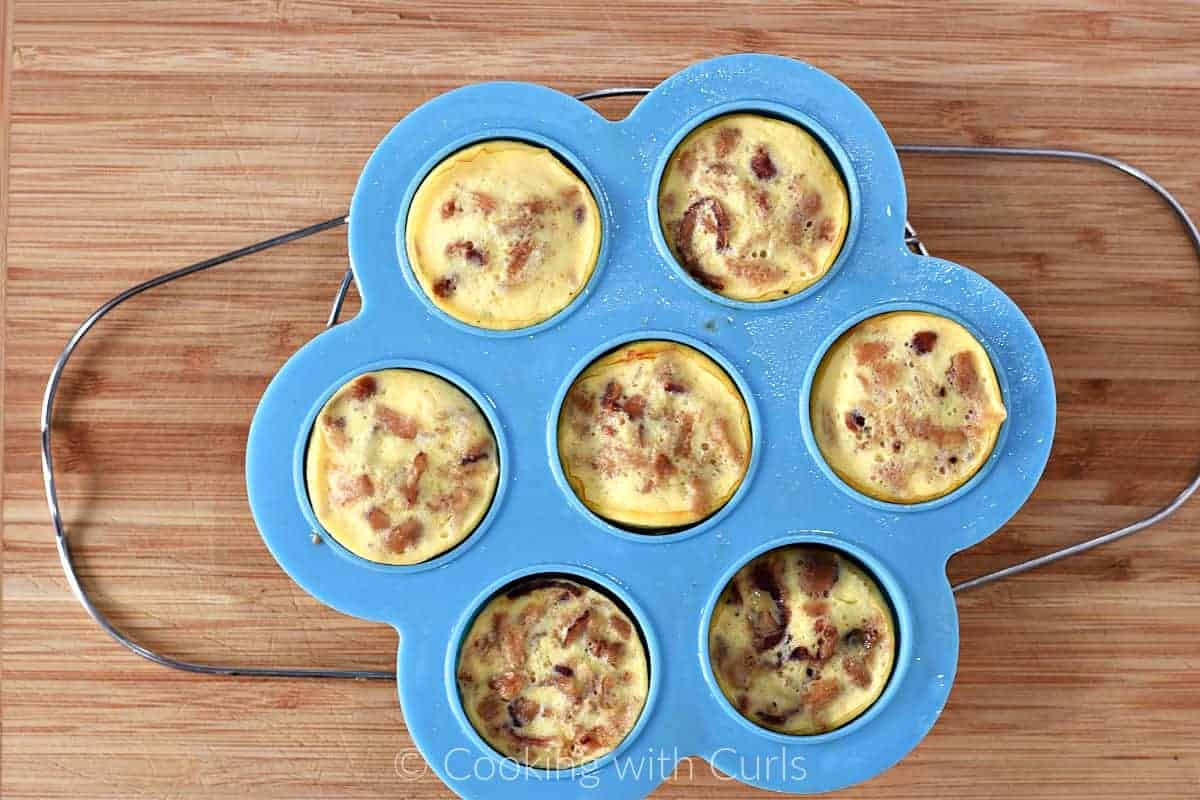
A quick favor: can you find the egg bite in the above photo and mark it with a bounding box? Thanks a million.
[658,113,850,301]
[457,577,650,769]
[811,311,1008,504]
[557,340,752,529]
[709,546,896,735]
[305,369,499,565]
[404,140,603,330]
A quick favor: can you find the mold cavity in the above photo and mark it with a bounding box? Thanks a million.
[807,310,1007,506]
[455,573,650,769]
[404,138,603,331]
[655,111,851,304]
[707,544,897,736]
[304,368,499,565]
[555,338,752,534]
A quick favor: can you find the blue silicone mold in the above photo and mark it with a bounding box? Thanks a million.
[245,54,1056,797]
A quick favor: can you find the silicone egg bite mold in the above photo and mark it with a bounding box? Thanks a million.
[245,54,1055,796]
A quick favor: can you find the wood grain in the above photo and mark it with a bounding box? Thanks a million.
[3,2,1199,798]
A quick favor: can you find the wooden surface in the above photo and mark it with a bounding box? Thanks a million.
[3,2,1200,798]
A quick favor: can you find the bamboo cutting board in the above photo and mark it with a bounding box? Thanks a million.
[2,2,1199,798]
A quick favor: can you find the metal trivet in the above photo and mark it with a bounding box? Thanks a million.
[41,87,1200,682]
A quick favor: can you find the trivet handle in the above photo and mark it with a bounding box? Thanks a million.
[892,144,1200,592]
[40,215,392,680]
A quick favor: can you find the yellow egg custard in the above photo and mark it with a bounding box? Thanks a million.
[658,113,849,301]
[557,340,751,529]
[405,140,602,330]
[305,369,499,565]
[709,546,896,735]
[457,578,649,769]
[811,311,1008,504]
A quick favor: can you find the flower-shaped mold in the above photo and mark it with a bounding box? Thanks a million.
[246,54,1055,797]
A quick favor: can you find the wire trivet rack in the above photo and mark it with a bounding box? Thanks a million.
[40,86,1200,683]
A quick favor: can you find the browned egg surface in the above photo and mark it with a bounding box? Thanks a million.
[659,113,849,301]
[812,311,1007,503]
[457,578,649,768]
[306,369,499,564]
[709,546,896,735]
[557,340,751,529]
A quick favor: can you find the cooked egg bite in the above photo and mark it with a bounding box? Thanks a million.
[811,311,1008,504]
[709,546,896,735]
[457,577,649,769]
[557,340,751,529]
[405,140,602,330]
[305,369,499,565]
[658,113,849,301]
